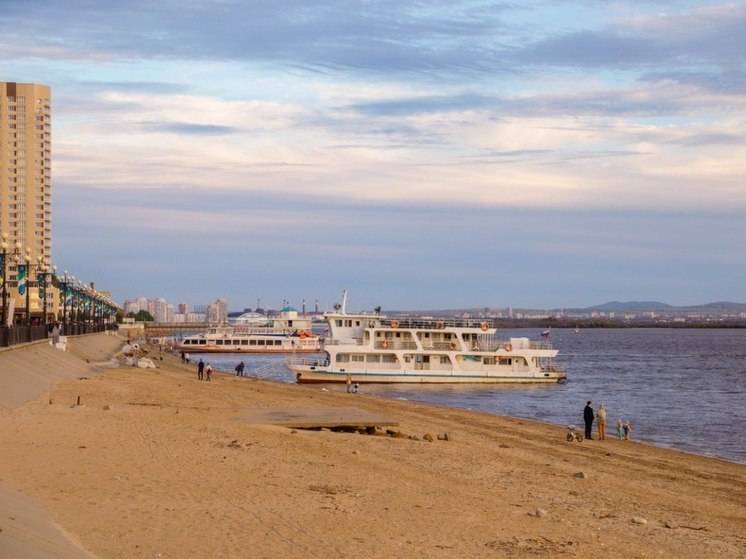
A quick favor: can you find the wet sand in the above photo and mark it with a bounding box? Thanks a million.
[1,344,744,558]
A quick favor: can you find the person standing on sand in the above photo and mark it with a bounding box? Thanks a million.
[584,401,594,440]
[623,421,632,440]
[346,374,352,393]
[597,404,607,440]
[197,359,204,381]
[205,364,212,382]
[616,418,624,439]
[235,361,245,377]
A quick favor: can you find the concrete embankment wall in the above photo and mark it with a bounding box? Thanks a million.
[0,332,123,411]
[0,333,123,559]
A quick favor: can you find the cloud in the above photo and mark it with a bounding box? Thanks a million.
[515,3,746,69]
[0,0,516,75]
[139,121,240,135]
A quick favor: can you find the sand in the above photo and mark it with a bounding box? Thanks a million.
[1,343,745,558]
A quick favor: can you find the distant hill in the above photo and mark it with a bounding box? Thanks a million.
[388,300,746,315]
[581,301,746,313]
[585,301,673,312]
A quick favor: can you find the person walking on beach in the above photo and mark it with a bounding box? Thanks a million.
[346,374,352,394]
[180,351,186,363]
[205,364,213,382]
[584,401,595,440]
[235,361,245,377]
[197,359,204,381]
[596,403,607,440]
[616,418,624,439]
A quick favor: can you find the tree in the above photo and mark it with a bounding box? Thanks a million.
[115,310,125,324]
[134,310,155,322]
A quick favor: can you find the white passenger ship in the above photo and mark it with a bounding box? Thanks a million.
[288,293,566,384]
[179,309,321,354]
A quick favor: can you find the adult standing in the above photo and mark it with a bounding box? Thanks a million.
[197,358,204,381]
[235,361,245,377]
[583,401,595,440]
[597,403,607,440]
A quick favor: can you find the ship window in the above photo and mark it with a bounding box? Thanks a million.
[345,320,352,327]
[241,340,249,345]
[275,340,282,346]
[499,357,511,365]
[355,321,360,326]
[366,354,380,363]
[336,320,342,327]
[257,340,265,345]
[351,354,364,362]
[249,340,257,345]
[395,332,401,338]
[199,339,206,345]
[216,339,224,345]
[423,332,430,338]
[382,354,396,363]
[337,354,350,363]
[484,357,496,365]
[440,356,450,364]
[233,340,241,345]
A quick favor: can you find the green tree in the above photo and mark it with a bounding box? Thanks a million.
[134,310,155,322]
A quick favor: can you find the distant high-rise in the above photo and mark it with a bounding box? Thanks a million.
[0,82,52,266]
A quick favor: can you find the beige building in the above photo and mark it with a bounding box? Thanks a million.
[1,83,53,321]
[0,82,52,265]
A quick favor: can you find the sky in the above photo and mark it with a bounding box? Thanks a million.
[1,0,745,311]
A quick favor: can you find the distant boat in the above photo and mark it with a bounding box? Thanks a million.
[541,329,551,338]
[574,326,580,333]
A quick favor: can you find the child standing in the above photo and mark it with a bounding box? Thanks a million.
[623,421,632,440]
[616,419,624,440]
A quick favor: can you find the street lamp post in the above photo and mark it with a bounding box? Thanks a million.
[1,234,7,328]
[24,249,32,336]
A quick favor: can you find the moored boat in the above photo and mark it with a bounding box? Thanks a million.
[179,309,321,354]
[288,292,566,384]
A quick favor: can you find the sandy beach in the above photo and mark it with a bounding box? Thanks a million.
[1,337,745,558]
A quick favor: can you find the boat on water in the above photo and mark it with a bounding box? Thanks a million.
[178,308,321,354]
[287,291,567,384]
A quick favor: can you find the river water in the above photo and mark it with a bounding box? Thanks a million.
[190,328,746,463]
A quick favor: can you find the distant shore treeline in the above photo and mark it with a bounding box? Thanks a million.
[490,318,746,329]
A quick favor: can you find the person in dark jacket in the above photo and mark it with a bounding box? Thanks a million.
[197,359,205,381]
[235,361,245,377]
[584,401,595,440]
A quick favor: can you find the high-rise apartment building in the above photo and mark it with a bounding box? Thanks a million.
[0,82,52,267]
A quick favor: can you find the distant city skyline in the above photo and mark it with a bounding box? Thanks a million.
[1,1,743,308]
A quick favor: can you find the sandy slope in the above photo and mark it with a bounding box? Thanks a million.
[0,347,744,559]
[0,333,124,559]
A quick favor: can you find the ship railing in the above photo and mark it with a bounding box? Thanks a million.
[541,365,566,374]
[231,327,296,335]
[475,338,554,351]
[324,339,365,346]
[379,318,493,330]
[374,341,418,350]
[287,357,329,367]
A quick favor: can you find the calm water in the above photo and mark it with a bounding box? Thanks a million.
[190,329,746,463]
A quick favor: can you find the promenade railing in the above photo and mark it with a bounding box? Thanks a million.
[0,322,114,348]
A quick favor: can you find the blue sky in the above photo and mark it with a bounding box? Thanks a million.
[2,1,745,310]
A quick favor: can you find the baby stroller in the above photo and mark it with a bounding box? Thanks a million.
[566,425,583,442]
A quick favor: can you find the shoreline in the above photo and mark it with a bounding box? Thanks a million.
[2,341,745,558]
[204,359,746,466]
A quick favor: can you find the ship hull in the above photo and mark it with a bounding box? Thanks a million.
[290,366,566,384]
[180,347,320,354]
